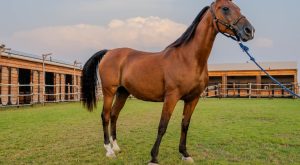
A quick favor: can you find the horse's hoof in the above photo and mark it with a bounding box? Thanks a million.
[182,156,194,164]
[112,145,121,153]
[104,144,116,158]
[106,152,116,158]
[110,137,121,153]
[148,163,159,165]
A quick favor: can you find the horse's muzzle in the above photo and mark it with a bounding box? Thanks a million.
[237,24,255,42]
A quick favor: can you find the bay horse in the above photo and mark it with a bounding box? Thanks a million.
[81,0,254,164]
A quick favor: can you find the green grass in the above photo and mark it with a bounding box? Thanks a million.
[0,99,300,165]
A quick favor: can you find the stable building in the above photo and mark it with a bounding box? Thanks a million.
[207,62,299,98]
[0,47,82,107]
[1,44,299,107]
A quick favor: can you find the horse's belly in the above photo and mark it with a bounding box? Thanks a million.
[127,86,165,102]
[123,80,165,102]
[131,90,164,102]
[122,70,165,102]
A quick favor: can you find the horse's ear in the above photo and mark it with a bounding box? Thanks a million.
[215,0,225,2]
[215,0,232,2]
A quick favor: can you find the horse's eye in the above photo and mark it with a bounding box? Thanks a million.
[222,7,230,13]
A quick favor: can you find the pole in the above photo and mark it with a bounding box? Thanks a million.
[42,53,52,105]
[42,58,45,105]
[0,44,5,53]
[73,60,81,101]
[73,62,75,101]
[0,44,11,58]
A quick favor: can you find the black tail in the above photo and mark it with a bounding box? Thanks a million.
[81,49,108,111]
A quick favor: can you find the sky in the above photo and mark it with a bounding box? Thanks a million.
[0,0,299,78]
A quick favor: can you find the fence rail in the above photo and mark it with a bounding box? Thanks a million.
[0,83,80,107]
[203,83,299,98]
[1,82,299,107]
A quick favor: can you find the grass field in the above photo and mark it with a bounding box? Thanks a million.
[0,99,300,165]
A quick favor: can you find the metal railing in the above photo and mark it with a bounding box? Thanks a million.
[203,83,299,98]
[0,83,80,107]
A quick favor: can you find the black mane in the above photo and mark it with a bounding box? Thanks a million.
[167,6,210,48]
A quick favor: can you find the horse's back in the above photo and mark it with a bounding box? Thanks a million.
[99,48,166,101]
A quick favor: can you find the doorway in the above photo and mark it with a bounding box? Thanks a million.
[65,74,73,100]
[45,72,55,101]
[19,69,31,104]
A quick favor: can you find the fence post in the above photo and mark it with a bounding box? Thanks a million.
[56,84,58,102]
[268,84,271,98]
[233,82,235,97]
[30,82,33,105]
[293,83,298,99]
[249,83,252,99]
[218,83,222,99]
[214,85,217,97]
[298,84,300,96]
[78,85,80,101]
[17,83,20,106]
[42,83,45,106]
[296,84,300,94]
[67,83,70,101]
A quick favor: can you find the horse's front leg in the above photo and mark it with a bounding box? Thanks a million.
[149,94,179,165]
[179,96,200,163]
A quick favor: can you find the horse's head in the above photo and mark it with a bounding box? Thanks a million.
[211,0,255,42]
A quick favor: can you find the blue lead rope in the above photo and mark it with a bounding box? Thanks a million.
[238,42,300,98]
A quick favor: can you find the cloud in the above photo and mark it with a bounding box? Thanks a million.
[7,17,186,62]
[253,37,274,48]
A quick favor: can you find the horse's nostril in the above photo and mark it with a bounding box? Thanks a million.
[244,27,252,36]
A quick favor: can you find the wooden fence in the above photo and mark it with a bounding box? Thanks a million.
[203,83,299,98]
[0,83,80,107]
[1,82,299,107]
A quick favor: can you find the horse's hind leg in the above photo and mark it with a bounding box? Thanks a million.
[101,87,117,158]
[110,87,129,153]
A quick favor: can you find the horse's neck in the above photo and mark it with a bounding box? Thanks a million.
[181,11,217,67]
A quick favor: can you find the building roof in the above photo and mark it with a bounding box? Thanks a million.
[1,49,81,69]
[1,47,297,72]
[208,61,298,71]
